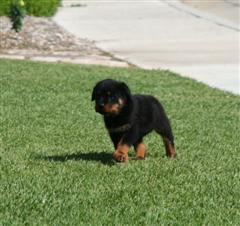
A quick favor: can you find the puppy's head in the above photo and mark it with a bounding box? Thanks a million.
[91,79,131,116]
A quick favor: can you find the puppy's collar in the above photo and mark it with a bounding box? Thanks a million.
[107,123,131,133]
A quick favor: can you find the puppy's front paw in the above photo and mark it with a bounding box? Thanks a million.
[113,151,129,162]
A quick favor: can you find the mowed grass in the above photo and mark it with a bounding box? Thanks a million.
[0,59,239,226]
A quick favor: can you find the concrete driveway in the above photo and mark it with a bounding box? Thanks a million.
[54,0,239,95]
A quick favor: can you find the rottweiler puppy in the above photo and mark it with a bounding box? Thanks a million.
[91,79,176,162]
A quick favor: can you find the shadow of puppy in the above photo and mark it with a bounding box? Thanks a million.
[37,151,115,166]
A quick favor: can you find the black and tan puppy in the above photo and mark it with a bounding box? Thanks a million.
[91,79,176,162]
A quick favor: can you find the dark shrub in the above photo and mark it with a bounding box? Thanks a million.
[10,1,26,32]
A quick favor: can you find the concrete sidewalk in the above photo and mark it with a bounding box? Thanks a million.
[55,0,239,94]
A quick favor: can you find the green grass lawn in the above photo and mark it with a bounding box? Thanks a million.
[0,59,239,226]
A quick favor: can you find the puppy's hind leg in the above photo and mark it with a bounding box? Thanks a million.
[154,120,176,158]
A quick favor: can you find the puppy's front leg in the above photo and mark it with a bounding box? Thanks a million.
[112,128,139,162]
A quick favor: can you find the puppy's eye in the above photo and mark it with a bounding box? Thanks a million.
[99,97,104,105]
[108,96,116,103]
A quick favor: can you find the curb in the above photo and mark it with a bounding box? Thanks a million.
[0,54,130,68]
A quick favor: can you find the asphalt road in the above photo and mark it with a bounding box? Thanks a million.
[54,0,239,94]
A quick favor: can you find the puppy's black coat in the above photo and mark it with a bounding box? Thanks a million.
[92,79,176,161]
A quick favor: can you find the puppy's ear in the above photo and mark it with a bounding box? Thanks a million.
[119,82,131,98]
[91,85,97,101]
